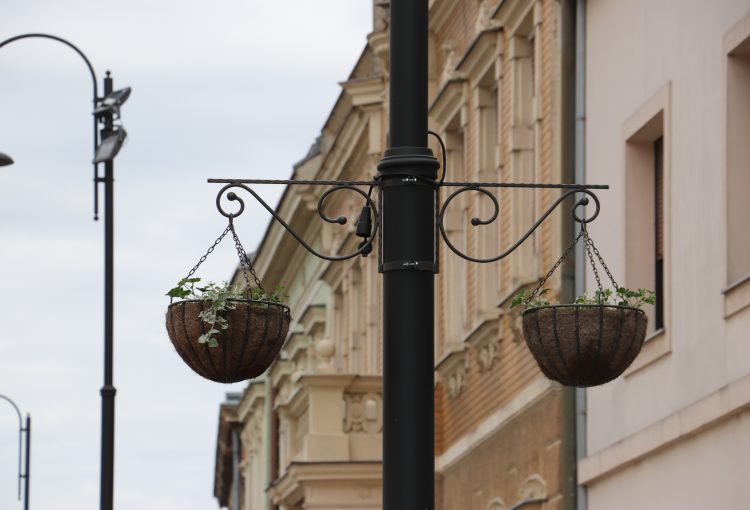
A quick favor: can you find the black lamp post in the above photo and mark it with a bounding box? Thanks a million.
[0,33,130,510]
[0,395,30,510]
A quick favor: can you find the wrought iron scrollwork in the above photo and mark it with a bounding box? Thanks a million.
[437,184,602,264]
[209,176,606,270]
[214,181,380,261]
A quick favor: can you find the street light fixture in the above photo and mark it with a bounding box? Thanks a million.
[0,394,30,510]
[0,33,130,510]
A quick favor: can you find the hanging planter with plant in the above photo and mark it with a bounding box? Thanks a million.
[165,217,291,384]
[511,225,654,387]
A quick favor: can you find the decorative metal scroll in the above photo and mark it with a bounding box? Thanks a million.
[212,180,379,261]
[208,177,607,271]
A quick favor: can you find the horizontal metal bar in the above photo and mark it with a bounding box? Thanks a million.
[208,178,377,186]
[208,178,608,190]
[441,181,609,189]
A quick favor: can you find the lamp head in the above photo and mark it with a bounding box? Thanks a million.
[94,87,131,117]
[0,152,14,166]
[94,128,127,163]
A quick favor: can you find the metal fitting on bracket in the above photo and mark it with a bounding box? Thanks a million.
[402,176,418,184]
[379,259,438,273]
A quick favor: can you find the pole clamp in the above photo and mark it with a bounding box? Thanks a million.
[379,260,438,273]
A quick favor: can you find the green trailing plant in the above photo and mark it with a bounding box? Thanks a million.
[510,287,551,309]
[511,286,655,311]
[167,277,288,347]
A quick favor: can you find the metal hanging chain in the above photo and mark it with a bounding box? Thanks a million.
[524,223,620,306]
[525,228,585,305]
[582,223,620,293]
[178,216,267,301]
[182,224,232,281]
[229,218,267,299]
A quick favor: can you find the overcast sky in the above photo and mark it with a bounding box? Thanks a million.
[0,1,372,508]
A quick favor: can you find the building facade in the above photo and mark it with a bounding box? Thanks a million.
[579,1,750,509]
[215,1,580,508]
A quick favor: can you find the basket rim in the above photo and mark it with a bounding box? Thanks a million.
[521,303,646,316]
[168,298,291,314]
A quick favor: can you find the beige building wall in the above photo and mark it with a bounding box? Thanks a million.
[581,1,750,508]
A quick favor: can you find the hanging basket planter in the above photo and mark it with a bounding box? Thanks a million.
[513,225,653,387]
[165,217,292,384]
[522,304,647,387]
[166,299,290,384]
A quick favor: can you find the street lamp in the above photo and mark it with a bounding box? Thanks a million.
[0,395,30,510]
[0,33,130,510]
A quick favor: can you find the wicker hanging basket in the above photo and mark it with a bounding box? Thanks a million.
[522,304,646,387]
[165,218,291,384]
[166,299,290,384]
[519,225,648,387]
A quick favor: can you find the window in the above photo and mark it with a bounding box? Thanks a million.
[654,137,664,330]
[726,31,750,286]
[623,83,672,373]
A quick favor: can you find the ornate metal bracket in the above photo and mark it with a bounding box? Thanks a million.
[208,177,607,272]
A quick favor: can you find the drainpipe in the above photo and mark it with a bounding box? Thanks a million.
[574,1,588,510]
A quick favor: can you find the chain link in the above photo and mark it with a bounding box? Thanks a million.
[525,229,584,305]
[180,217,268,300]
[183,225,232,280]
[583,225,619,291]
[524,223,620,306]
[229,220,266,298]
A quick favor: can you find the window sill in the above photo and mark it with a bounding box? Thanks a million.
[724,274,750,319]
[624,327,670,377]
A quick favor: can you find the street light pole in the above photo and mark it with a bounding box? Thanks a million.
[0,395,30,510]
[377,1,438,508]
[99,71,117,510]
[0,34,128,510]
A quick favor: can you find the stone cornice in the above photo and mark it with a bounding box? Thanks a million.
[270,461,382,505]
[456,28,502,79]
[237,379,266,422]
[429,78,468,128]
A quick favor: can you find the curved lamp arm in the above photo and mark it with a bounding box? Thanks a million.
[0,33,101,217]
[0,394,24,500]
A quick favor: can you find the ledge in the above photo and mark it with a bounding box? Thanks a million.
[724,273,750,319]
[578,372,750,485]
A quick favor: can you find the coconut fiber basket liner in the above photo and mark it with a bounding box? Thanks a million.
[522,304,647,387]
[166,216,292,383]
[166,299,290,384]
[519,221,650,386]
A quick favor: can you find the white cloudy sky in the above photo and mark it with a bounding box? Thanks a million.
[0,1,372,508]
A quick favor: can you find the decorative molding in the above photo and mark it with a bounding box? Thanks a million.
[429,78,468,129]
[518,474,546,500]
[343,391,383,433]
[457,28,502,79]
[436,345,469,398]
[466,318,502,373]
[439,41,467,89]
[340,77,385,108]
